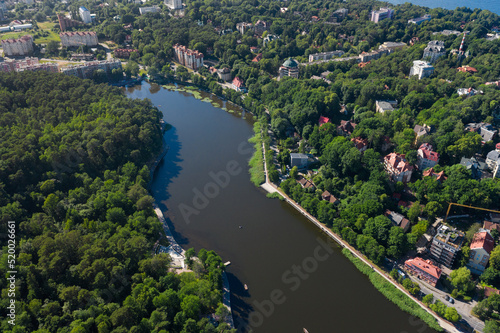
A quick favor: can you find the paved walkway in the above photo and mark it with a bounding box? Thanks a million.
[258,132,461,333]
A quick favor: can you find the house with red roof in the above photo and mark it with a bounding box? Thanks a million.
[231,76,247,92]
[337,120,356,136]
[385,209,411,232]
[416,143,439,170]
[321,190,340,205]
[404,257,441,287]
[457,65,478,74]
[384,152,413,183]
[422,167,447,182]
[319,116,330,127]
[251,53,263,62]
[483,221,500,233]
[351,137,368,152]
[467,231,495,274]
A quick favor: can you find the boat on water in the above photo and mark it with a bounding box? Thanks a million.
[244,284,248,290]
[303,329,309,333]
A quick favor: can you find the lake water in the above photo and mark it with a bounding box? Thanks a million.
[125,82,437,333]
[386,0,500,15]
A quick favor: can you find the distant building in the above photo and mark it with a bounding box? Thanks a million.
[61,60,122,79]
[321,190,339,205]
[250,46,260,53]
[423,40,446,63]
[329,8,348,23]
[0,57,57,73]
[351,137,368,152]
[0,8,4,21]
[263,34,279,46]
[79,6,92,24]
[486,144,500,178]
[236,22,253,35]
[165,0,182,10]
[384,152,413,183]
[308,50,344,62]
[422,167,447,182]
[465,123,497,143]
[378,41,406,53]
[414,124,433,141]
[430,225,465,268]
[370,7,394,23]
[57,13,83,32]
[173,44,204,70]
[217,67,231,81]
[460,156,489,180]
[376,100,397,113]
[139,6,160,15]
[70,53,94,61]
[60,31,98,47]
[433,29,462,36]
[467,231,495,274]
[359,49,388,62]
[318,116,330,127]
[1,35,33,56]
[409,60,434,79]
[290,153,309,169]
[457,65,478,74]
[457,87,482,97]
[251,53,262,62]
[416,143,439,170]
[491,213,500,224]
[231,76,247,92]
[254,20,268,35]
[385,209,410,232]
[408,14,431,25]
[114,48,138,58]
[405,257,441,287]
[297,176,315,189]
[337,120,356,136]
[279,58,299,79]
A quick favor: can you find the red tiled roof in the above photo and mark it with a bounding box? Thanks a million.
[319,116,330,126]
[232,76,245,88]
[385,152,413,173]
[252,53,262,62]
[351,137,368,150]
[405,257,442,279]
[419,143,439,162]
[484,221,500,232]
[470,231,495,254]
[457,66,478,73]
[485,286,500,297]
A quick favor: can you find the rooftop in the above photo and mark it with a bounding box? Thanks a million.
[471,231,495,254]
[405,257,442,279]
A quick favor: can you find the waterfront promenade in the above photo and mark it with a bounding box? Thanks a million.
[259,138,461,333]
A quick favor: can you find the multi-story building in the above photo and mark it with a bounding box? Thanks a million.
[416,143,439,170]
[385,209,410,232]
[328,8,348,23]
[236,22,253,35]
[376,100,397,113]
[423,40,446,63]
[405,257,441,287]
[0,57,57,73]
[231,76,247,92]
[378,41,406,53]
[384,152,413,183]
[486,144,500,178]
[465,122,497,143]
[467,231,495,274]
[254,20,268,35]
[79,6,92,24]
[57,13,83,31]
[359,49,389,62]
[351,137,368,152]
[370,7,394,23]
[139,6,160,15]
[290,153,309,169]
[60,31,98,47]
[217,67,231,81]
[114,49,138,58]
[164,0,182,10]
[263,34,279,46]
[279,58,299,79]
[173,44,204,70]
[61,60,122,79]
[70,53,94,61]
[308,50,345,62]
[0,8,4,21]
[430,225,465,268]
[408,14,431,25]
[1,35,33,56]
[409,60,434,79]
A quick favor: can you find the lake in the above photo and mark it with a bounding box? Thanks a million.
[386,0,500,15]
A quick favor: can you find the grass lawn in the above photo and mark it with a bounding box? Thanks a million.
[0,31,28,41]
[0,21,60,44]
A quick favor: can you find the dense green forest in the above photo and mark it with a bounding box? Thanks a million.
[0,72,232,333]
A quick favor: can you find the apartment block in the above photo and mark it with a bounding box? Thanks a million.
[60,31,98,47]
[371,7,394,23]
[308,50,345,62]
[173,44,204,70]
[79,6,92,24]
[430,225,465,268]
[1,35,33,56]
[409,60,434,79]
[61,60,122,79]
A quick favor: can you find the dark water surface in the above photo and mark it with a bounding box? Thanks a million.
[125,82,437,333]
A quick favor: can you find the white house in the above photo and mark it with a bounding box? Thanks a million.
[467,231,495,274]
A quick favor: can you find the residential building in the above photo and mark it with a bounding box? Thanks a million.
[465,123,497,143]
[321,190,339,205]
[416,143,439,170]
[70,53,94,61]
[385,209,410,232]
[457,65,478,74]
[351,137,368,152]
[254,20,268,35]
[236,22,253,35]
[328,8,348,23]
[290,153,309,169]
[422,167,447,182]
[370,7,394,23]
[460,156,489,179]
[490,213,500,223]
[318,116,330,127]
[279,58,299,79]
[139,6,160,15]
[337,120,356,136]
[79,6,92,24]
[216,67,231,81]
[61,60,122,79]
[432,30,463,36]
[384,152,413,183]
[263,34,279,46]
[1,35,33,56]
[457,87,481,97]
[0,8,4,21]
[423,40,446,63]
[251,53,262,63]
[250,46,260,53]
[404,257,441,287]
[173,44,204,70]
[114,49,138,58]
[0,57,57,73]
[430,225,465,268]
[408,14,431,25]
[231,76,247,92]
[60,31,98,47]
[57,13,84,31]
[467,231,495,274]
[308,50,345,62]
[378,41,406,53]
[376,100,397,113]
[409,60,434,79]
[359,49,388,62]
[297,177,315,189]
[486,144,500,178]
[484,221,500,233]
[165,0,182,10]
[414,124,433,141]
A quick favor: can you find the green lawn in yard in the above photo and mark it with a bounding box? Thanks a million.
[0,21,60,44]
